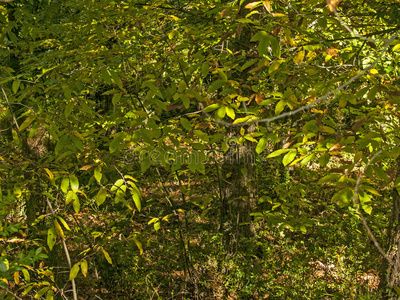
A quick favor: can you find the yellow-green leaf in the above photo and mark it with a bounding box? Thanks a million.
[96,188,107,206]
[94,166,102,182]
[132,192,141,212]
[282,150,296,166]
[69,175,79,192]
[293,50,305,64]
[55,216,71,231]
[47,227,56,251]
[61,178,69,193]
[81,260,88,277]
[69,263,80,280]
[102,249,113,264]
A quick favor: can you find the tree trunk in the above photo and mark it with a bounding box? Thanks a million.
[381,156,400,299]
[221,126,256,251]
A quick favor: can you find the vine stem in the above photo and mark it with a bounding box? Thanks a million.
[45,197,78,300]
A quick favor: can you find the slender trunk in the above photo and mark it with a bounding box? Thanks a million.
[221,126,256,251]
[381,156,400,298]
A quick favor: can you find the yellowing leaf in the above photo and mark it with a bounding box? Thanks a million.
[393,43,400,51]
[69,263,80,280]
[46,290,54,300]
[293,50,305,64]
[56,216,71,231]
[132,191,141,212]
[94,166,102,182]
[53,219,65,239]
[61,178,69,193]
[262,1,271,13]
[47,227,56,251]
[369,69,379,75]
[96,188,107,206]
[102,248,113,264]
[69,175,79,192]
[282,150,296,166]
[81,260,88,277]
[14,271,20,284]
[73,198,80,213]
[44,168,54,180]
[245,1,260,9]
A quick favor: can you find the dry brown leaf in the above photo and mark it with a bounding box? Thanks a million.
[327,0,340,12]
[263,1,271,13]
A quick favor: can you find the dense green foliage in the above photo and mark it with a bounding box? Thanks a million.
[1,0,400,299]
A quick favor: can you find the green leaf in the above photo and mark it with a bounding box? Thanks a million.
[34,287,50,299]
[141,157,152,172]
[203,103,221,113]
[180,118,192,131]
[47,227,56,251]
[318,174,340,184]
[216,106,226,119]
[62,84,72,100]
[218,69,228,81]
[94,166,102,182]
[66,190,77,205]
[65,102,74,118]
[12,80,20,94]
[226,106,235,119]
[73,198,80,213]
[300,154,315,167]
[69,262,80,280]
[102,248,113,264]
[22,269,30,282]
[180,94,190,109]
[394,286,400,295]
[19,116,35,132]
[101,68,113,85]
[241,59,258,71]
[61,178,69,193]
[282,150,296,166]
[132,191,141,212]
[96,188,107,206]
[207,80,225,93]
[251,31,268,42]
[143,81,164,99]
[269,60,284,73]
[81,260,88,277]
[69,175,79,192]
[0,262,7,272]
[319,153,330,167]
[109,133,125,153]
[332,188,353,207]
[110,70,123,88]
[154,221,161,231]
[112,93,122,105]
[268,36,280,58]
[372,166,389,182]
[46,290,54,300]
[275,100,286,115]
[267,149,290,158]
[132,237,143,255]
[256,137,267,154]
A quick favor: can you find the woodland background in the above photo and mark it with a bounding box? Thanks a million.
[1,0,400,299]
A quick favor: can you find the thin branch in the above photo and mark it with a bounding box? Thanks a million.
[328,0,375,42]
[352,151,394,266]
[45,197,78,300]
[200,31,399,127]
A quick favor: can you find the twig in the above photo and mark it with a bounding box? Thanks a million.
[328,0,375,42]
[352,151,394,266]
[199,30,399,127]
[45,197,78,300]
